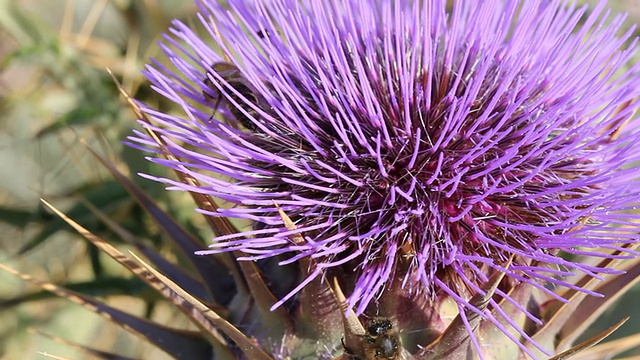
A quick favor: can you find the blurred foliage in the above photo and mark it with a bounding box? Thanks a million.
[1,0,640,359]
[0,1,203,359]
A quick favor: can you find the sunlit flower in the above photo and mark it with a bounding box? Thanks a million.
[130,0,640,356]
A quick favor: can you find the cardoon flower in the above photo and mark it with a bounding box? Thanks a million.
[126,0,640,358]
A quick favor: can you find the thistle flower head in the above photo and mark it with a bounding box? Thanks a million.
[131,0,640,356]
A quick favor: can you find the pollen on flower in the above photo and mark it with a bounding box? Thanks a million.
[129,0,640,357]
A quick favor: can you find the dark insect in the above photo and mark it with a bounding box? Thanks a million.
[362,318,400,360]
[201,29,274,131]
[256,29,271,38]
[339,317,401,360]
[366,318,393,338]
[369,334,399,359]
[202,62,261,131]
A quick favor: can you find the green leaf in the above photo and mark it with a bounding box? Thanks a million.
[16,180,132,256]
[0,207,45,227]
[0,277,152,310]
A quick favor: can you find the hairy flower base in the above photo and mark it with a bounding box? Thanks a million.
[130,0,640,358]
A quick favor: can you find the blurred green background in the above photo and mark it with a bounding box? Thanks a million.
[1,0,640,359]
[0,1,206,359]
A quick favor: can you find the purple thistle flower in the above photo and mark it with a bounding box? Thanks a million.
[130,0,640,356]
